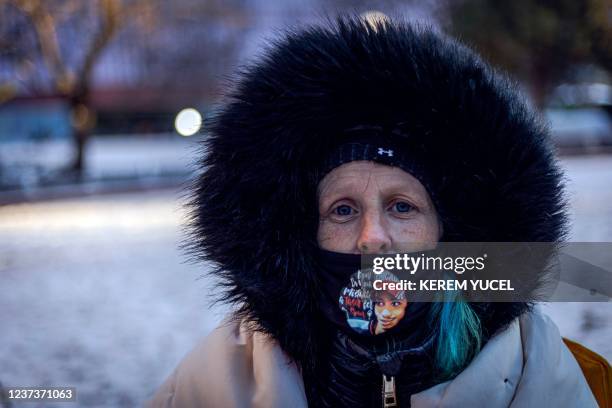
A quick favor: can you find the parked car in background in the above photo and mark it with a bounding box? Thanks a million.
[547,82,612,153]
[547,108,612,153]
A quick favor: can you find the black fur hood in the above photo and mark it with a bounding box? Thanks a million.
[186,17,567,376]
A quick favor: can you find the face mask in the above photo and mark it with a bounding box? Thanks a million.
[316,248,432,339]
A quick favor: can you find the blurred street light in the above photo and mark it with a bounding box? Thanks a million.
[174,108,202,137]
[360,10,388,30]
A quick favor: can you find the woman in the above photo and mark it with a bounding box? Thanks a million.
[371,289,408,335]
[148,17,608,407]
[368,272,409,335]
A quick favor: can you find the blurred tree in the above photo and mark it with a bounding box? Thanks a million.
[0,0,156,176]
[0,0,253,177]
[437,0,612,107]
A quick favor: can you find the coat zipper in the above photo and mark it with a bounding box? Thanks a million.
[382,374,398,407]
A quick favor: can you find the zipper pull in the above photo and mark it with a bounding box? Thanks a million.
[382,374,398,408]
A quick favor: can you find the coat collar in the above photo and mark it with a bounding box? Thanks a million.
[147,308,596,407]
[410,306,597,407]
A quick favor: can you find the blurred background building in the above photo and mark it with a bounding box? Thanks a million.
[0,1,610,407]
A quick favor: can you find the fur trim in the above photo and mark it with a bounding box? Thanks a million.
[184,17,568,378]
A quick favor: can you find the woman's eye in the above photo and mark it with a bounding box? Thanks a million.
[392,201,413,213]
[334,204,353,216]
[392,301,402,307]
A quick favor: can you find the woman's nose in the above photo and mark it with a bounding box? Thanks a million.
[357,212,392,254]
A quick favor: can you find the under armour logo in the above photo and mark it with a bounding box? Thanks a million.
[377,147,394,157]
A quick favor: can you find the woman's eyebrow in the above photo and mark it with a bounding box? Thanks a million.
[318,179,365,200]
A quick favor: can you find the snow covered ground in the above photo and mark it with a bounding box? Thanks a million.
[0,188,225,407]
[540,155,612,362]
[0,155,611,407]
[0,134,198,192]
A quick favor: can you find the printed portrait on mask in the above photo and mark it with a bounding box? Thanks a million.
[369,271,408,335]
[338,269,408,335]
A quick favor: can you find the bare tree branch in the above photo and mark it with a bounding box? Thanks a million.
[13,0,74,92]
[78,0,120,87]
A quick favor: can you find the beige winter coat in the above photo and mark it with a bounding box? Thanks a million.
[146,307,599,407]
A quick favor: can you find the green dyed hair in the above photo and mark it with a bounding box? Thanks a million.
[429,291,483,381]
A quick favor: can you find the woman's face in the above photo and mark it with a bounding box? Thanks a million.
[317,161,441,254]
[374,295,408,330]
